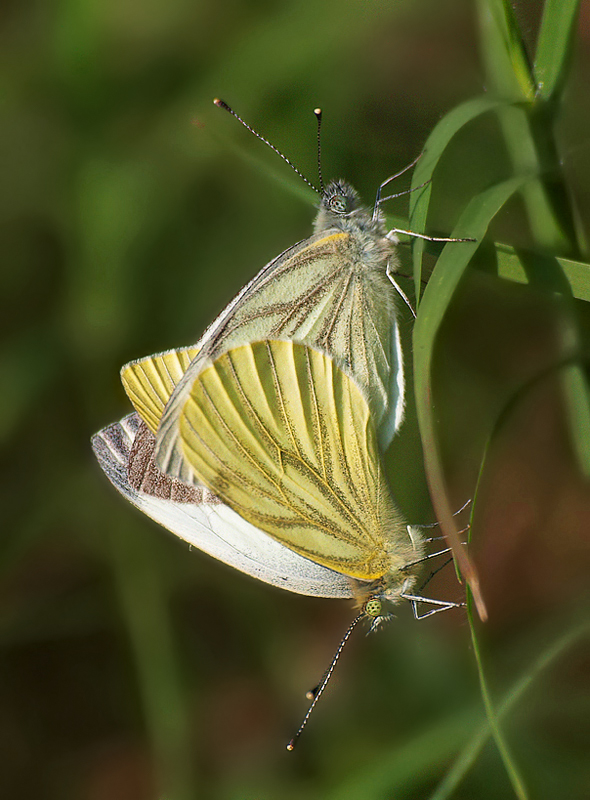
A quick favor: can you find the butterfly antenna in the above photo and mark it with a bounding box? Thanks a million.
[286,612,364,751]
[313,108,325,194]
[214,98,320,194]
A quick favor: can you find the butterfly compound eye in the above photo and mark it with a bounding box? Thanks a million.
[364,599,382,618]
[328,194,348,213]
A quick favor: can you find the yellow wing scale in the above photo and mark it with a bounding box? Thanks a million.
[177,340,405,580]
[121,346,199,434]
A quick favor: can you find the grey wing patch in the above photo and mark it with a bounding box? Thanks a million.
[128,419,221,505]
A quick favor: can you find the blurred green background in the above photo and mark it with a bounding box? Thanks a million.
[2,0,590,798]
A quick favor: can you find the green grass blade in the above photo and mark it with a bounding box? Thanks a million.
[492,243,590,300]
[467,595,530,800]
[407,94,506,303]
[430,616,590,800]
[534,0,582,101]
[109,523,195,800]
[403,239,590,302]
[413,176,527,620]
[476,0,576,252]
[328,708,481,800]
[475,0,535,102]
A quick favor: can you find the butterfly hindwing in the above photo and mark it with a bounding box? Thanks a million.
[121,346,200,435]
[178,340,406,581]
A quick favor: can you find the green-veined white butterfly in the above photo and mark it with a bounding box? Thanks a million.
[153,99,467,485]
[175,339,423,594]
[93,342,358,596]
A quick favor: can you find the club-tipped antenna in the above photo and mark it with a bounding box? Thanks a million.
[214,98,320,194]
[313,108,325,194]
[286,611,364,751]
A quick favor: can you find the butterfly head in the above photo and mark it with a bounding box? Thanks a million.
[314,179,388,238]
[322,179,359,214]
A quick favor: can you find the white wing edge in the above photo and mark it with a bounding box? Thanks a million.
[377,319,405,451]
[91,413,354,599]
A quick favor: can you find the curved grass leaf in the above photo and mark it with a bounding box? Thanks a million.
[429,617,590,800]
[408,94,507,303]
[413,175,528,621]
[493,243,590,301]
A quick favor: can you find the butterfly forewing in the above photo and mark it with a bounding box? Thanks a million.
[178,340,406,580]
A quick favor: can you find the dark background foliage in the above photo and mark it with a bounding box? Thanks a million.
[2,1,590,798]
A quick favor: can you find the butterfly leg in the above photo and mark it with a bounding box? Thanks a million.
[401,592,466,620]
[385,264,416,318]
